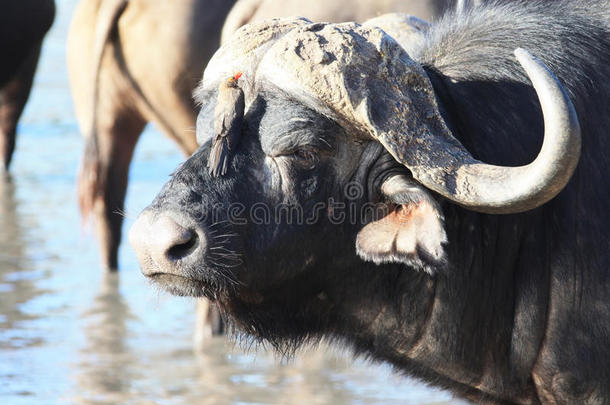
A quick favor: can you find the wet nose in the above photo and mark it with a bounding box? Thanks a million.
[129,212,205,276]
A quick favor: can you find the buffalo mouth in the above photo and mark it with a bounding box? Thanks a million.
[146,272,220,299]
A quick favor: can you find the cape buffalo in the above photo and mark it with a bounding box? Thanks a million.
[68,0,474,272]
[66,0,473,344]
[130,1,609,402]
[67,0,474,341]
[0,0,55,171]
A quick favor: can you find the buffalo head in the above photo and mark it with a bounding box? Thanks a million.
[129,17,580,342]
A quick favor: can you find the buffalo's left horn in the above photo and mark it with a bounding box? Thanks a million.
[406,48,581,214]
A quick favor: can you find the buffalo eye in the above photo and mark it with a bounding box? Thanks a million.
[291,147,319,169]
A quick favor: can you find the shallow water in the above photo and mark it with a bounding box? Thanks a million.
[0,1,463,404]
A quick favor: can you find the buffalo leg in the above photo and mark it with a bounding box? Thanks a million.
[194,299,226,350]
[83,110,146,271]
[0,43,41,171]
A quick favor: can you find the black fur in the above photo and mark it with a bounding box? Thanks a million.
[139,1,610,403]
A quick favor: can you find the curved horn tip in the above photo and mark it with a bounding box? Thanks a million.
[514,48,548,76]
[405,47,581,214]
[513,46,581,142]
[514,48,565,91]
[513,47,530,60]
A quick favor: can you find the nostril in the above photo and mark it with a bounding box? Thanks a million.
[131,213,206,272]
[167,230,199,261]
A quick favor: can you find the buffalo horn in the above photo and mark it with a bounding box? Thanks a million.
[404,48,581,213]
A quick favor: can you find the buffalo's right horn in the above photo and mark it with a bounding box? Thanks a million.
[398,49,581,214]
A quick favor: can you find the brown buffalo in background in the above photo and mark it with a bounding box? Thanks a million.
[67,0,237,342]
[221,0,482,43]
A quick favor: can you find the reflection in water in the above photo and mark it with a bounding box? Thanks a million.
[0,176,47,351]
[0,176,54,401]
[72,273,135,404]
[190,338,456,405]
[0,176,22,263]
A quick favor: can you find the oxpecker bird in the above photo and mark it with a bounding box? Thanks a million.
[208,73,245,176]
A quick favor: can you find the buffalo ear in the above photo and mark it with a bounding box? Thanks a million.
[355,175,447,274]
